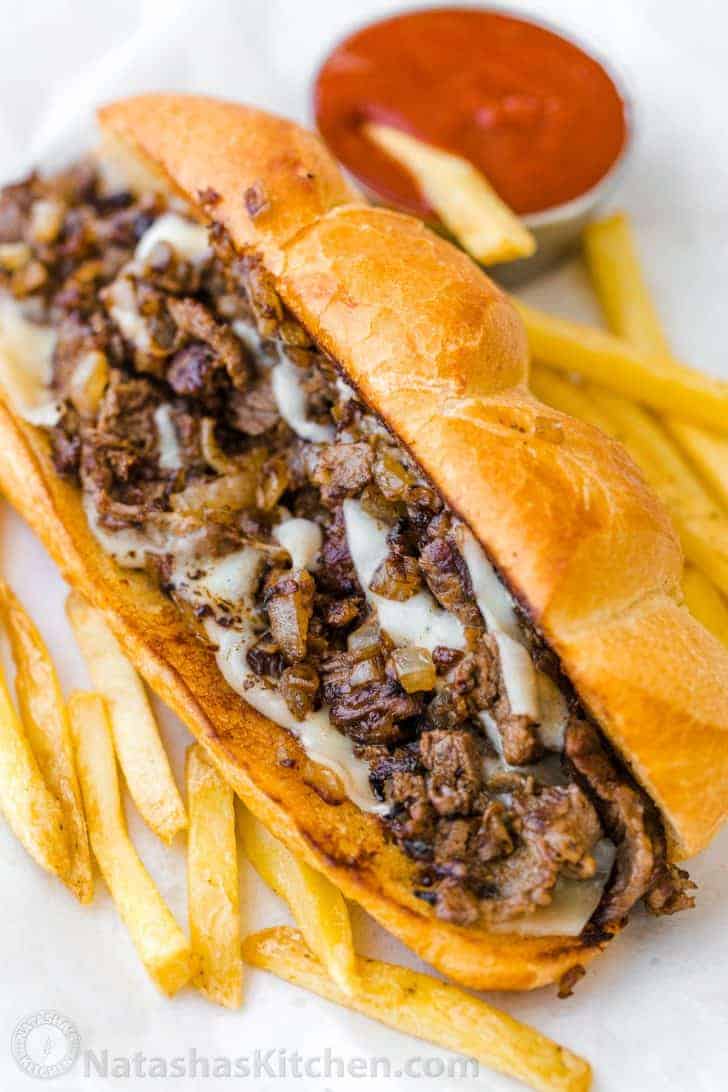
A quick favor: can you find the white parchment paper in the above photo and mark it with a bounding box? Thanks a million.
[0,2,727,1089]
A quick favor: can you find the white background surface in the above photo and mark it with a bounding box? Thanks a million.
[0,2,727,1090]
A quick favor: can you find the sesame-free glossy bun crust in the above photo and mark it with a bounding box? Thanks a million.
[1,94,725,991]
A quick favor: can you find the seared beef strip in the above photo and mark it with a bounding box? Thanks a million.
[0,165,693,936]
[419,528,480,626]
[565,720,695,927]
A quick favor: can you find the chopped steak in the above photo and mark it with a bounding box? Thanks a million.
[0,163,693,937]
[419,729,483,816]
[565,719,694,926]
[419,528,480,626]
[167,342,219,400]
[435,877,480,925]
[51,406,82,476]
[247,633,285,679]
[312,441,373,503]
[52,310,122,397]
[166,296,250,392]
[320,595,362,629]
[500,714,544,767]
[322,652,423,745]
[514,783,601,880]
[229,377,279,435]
[79,370,175,527]
[318,508,358,595]
[473,802,514,863]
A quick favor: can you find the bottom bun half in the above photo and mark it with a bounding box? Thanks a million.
[0,400,608,990]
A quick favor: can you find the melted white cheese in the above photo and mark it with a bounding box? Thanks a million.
[479,711,566,786]
[459,526,520,639]
[105,276,151,351]
[21,401,63,426]
[336,377,356,402]
[208,619,381,813]
[536,670,570,752]
[460,523,558,742]
[493,631,540,720]
[172,548,266,612]
[271,358,335,444]
[135,212,210,264]
[84,496,150,568]
[274,518,322,572]
[153,404,182,470]
[83,494,203,570]
[343,499,466,654]
[0,297,61,424]
[232,320,264,356]
[168,546,385,815]
[491,840,616,936]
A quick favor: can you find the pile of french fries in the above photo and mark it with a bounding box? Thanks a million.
[521,213,728,646]
[0,583,591,1091]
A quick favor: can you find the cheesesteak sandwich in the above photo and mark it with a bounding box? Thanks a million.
[0,94,726,992]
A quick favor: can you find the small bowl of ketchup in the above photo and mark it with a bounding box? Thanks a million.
[314,7,632,283]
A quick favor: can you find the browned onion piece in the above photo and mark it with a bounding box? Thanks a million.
[172,447,266,518]
[359,484,401,523]
[349,654,386,688]
[69,350,109,417]
[171,469,256,517]
[200,417,241,475]
[29,197,65,244]
[0,242,31,271]
[256,454,290,511]
[392,647,437,693]
[374,449,414,501]
[369,553,421,601]
[265,569,314,663]
[347,616,381,659]
[279,662,319,720]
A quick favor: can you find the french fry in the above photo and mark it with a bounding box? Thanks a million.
[68,691,193,995]
[665,421,728,512]
[365,123,535,264]
[579,212,728,595]
[582,213,671,357]
[0,658,69,880]
[682,565,728,648]
[0,582,93,902]
[65,592,186,844]
[243,927,592,1092]
[585,386,728,596]
[238,807,357,996]
[514,299,728,433]
[186,744,242,1008]
[583,213,728,509]
[531,366,728,594]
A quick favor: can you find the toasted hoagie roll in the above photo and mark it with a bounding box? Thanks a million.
[0,94,725,991]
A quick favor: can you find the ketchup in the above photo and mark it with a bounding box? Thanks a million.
[314,9,627,217]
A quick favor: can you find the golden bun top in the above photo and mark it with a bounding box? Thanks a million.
[98,94,728,859]
[98,94,362,274]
